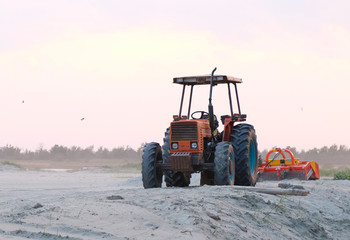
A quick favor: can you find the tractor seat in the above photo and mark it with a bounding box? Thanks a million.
[202,114,219,129]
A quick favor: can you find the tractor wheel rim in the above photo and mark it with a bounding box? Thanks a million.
[229,152,234,181]
[249,140,257,174]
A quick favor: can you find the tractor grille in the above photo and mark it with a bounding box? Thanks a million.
[171,122,198,141]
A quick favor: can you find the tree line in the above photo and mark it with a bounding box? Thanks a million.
[0,144,349,166]
[0,144,144,161]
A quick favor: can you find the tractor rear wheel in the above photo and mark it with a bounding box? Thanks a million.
[142,142,163,188]
[162,128,190,187]
[231,124,258,186]
[214,142,235,185]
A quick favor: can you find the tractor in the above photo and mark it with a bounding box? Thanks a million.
[142,68,258,188]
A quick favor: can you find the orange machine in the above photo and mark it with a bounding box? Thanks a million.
[258,148,320,181]
[141,68,259,188]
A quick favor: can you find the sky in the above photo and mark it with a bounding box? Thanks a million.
[0,0,349,151]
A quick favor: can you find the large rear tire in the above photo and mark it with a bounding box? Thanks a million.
[231,124,258,186]
[142,142,163,188]
[214,142,235,185]
[162,128,190,187]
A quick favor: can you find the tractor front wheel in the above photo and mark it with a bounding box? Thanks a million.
[142,142,163,188]
[214,142,235,185]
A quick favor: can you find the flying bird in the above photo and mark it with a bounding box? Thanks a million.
[81,118,85,121]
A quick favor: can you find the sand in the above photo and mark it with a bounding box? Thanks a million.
[1,163,349,240]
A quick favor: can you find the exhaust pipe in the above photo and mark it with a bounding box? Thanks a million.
[208,67,217,136]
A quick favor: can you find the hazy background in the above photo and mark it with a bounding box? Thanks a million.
[1,0,349,151]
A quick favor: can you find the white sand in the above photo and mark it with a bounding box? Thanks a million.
[1,164,349,240]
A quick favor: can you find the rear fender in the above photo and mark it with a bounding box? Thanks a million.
[222,118,233,142]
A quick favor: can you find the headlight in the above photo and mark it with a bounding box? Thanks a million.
[191,142,198,149]
[171,142,179,150]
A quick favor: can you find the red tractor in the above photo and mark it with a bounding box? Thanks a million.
[142,68,258,188]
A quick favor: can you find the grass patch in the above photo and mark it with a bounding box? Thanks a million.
[122,162,142,171]
[1,161,24,169]
[319,168,339,177]
[334,168,350,180]
[99,162,141,173]
[101,165,112,169]
[319,167,350,180]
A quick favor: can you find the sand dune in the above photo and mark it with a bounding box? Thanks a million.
[1,164,349,239]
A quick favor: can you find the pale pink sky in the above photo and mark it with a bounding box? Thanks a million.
[0,0,349,151]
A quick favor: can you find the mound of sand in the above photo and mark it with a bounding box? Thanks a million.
[0,166,349,239]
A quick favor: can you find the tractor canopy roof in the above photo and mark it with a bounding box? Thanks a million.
[173,75,242,85]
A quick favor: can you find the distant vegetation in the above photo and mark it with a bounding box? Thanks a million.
[0,144,349,178]
[0,144,349,168]
[319,168,350,180]
[0,144,144,161]
[1,160,24,169]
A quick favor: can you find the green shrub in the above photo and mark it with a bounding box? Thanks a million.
[334,168,350,180]
[1,161,23,169]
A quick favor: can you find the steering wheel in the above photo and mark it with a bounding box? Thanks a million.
[191,111,209,119]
